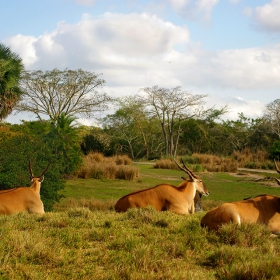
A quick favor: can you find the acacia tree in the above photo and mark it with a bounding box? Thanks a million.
[17,68,112,122]
[263,99,280,139]
[115,96,154,158]
[139,86,208,157]
[0,44,24,120]
[103,109,143,159]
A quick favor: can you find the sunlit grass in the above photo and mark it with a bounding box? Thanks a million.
[3,162,280,279]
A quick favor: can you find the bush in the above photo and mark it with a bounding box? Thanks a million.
[154,159,178,170]
[269,140,280,160]
[0,134,65,211]
[76,152,138,180]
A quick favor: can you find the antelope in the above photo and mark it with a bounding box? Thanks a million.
[200,159,280,234]
[115,159,210,214]
[0,161,50,215]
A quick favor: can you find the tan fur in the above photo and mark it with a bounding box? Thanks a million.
[201,195,280,234]
[0,162,50,215]
[115,177,209,214]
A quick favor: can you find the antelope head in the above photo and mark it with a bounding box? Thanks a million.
[174,158,209,196]
[29,161,51,183]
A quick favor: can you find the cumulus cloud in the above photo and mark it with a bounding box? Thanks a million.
[254,0,280,32]
[205,95,265,121]
[169,0,219,21]
[3,11,280,123]
[74,0,97,7]
[4,12,280,89]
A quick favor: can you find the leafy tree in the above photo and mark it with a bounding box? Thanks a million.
[0,43,24,120]
[47,113,83,175]
[113,96,158,158]
[103,109,143,159]
[17,68,112,122]
[81,126,113,156]
[270,141,280,160]
[139,86,209,157]
[81,134,105,155]
[263,99,280,139]
[0,134,64,211]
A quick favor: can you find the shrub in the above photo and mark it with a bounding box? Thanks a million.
[0,134,65,211]
[115,155,133,165]
[269,140,280,160]
[154,159,178,170]
[76,152,138,180]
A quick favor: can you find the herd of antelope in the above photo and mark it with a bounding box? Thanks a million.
[1,158,280,235]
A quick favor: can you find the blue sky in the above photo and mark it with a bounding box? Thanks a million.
[1,0,280,125]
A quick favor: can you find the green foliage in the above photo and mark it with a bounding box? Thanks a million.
[269,140,280,160]
[47,113,83,175]
[81,133,106,154]
[0,134,65,211]
[0,43,24,119]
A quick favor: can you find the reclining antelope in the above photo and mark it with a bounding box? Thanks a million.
[201,159,280,234]
[0,161,50,215]
[115,159,210,214]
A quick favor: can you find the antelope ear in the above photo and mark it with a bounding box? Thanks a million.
[39,176,44,183]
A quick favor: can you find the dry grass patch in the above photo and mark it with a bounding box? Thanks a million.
[232,148,274,170]
[76,152,138,180]
[154,159,178,170]
[192,153,238,172]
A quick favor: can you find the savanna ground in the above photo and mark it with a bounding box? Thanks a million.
[1,163,280,280]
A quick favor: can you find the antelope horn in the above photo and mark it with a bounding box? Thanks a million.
[174,158,195,180]
[274,159,280,174]
[39,162,51,178]
[274,178,280,186]
[29,161,34,179]
[181,158,198,179]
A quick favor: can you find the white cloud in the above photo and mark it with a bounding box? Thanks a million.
[4,12,280,91]
[205,95,264,121]
[242,7,253,17]
[228,0,240,4]
[3,35,38,68]
[74,0,96,7]
[254,0,280,32]
[169,0,219,21]
[3,12,280,123]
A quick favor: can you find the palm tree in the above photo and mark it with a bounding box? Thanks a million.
[0,43,24,120]
[48,113,82,175]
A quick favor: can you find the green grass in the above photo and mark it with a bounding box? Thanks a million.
[1,208,280,280]
[56,163,280,211]
[2,163,280,279]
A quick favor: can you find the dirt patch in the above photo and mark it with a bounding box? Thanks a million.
[230,171,280,188]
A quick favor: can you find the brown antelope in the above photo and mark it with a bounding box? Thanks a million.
[115,159,210,214]
[201,159,280,234]
[0,161,50,215]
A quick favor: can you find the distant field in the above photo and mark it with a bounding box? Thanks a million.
[54,163,280,211]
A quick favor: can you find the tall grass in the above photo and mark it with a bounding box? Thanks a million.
[1,209,280,279]
[232,147,274,170]
[76,152,138,180]
[154,149,275,172]
[154,155,238,172]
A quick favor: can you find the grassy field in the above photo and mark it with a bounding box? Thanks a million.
[55,163,280,211]
[2,163,280,279]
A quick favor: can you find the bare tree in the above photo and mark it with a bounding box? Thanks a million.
[17,69,112,121]
[139,86,208,157]
[263,99,280,139]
